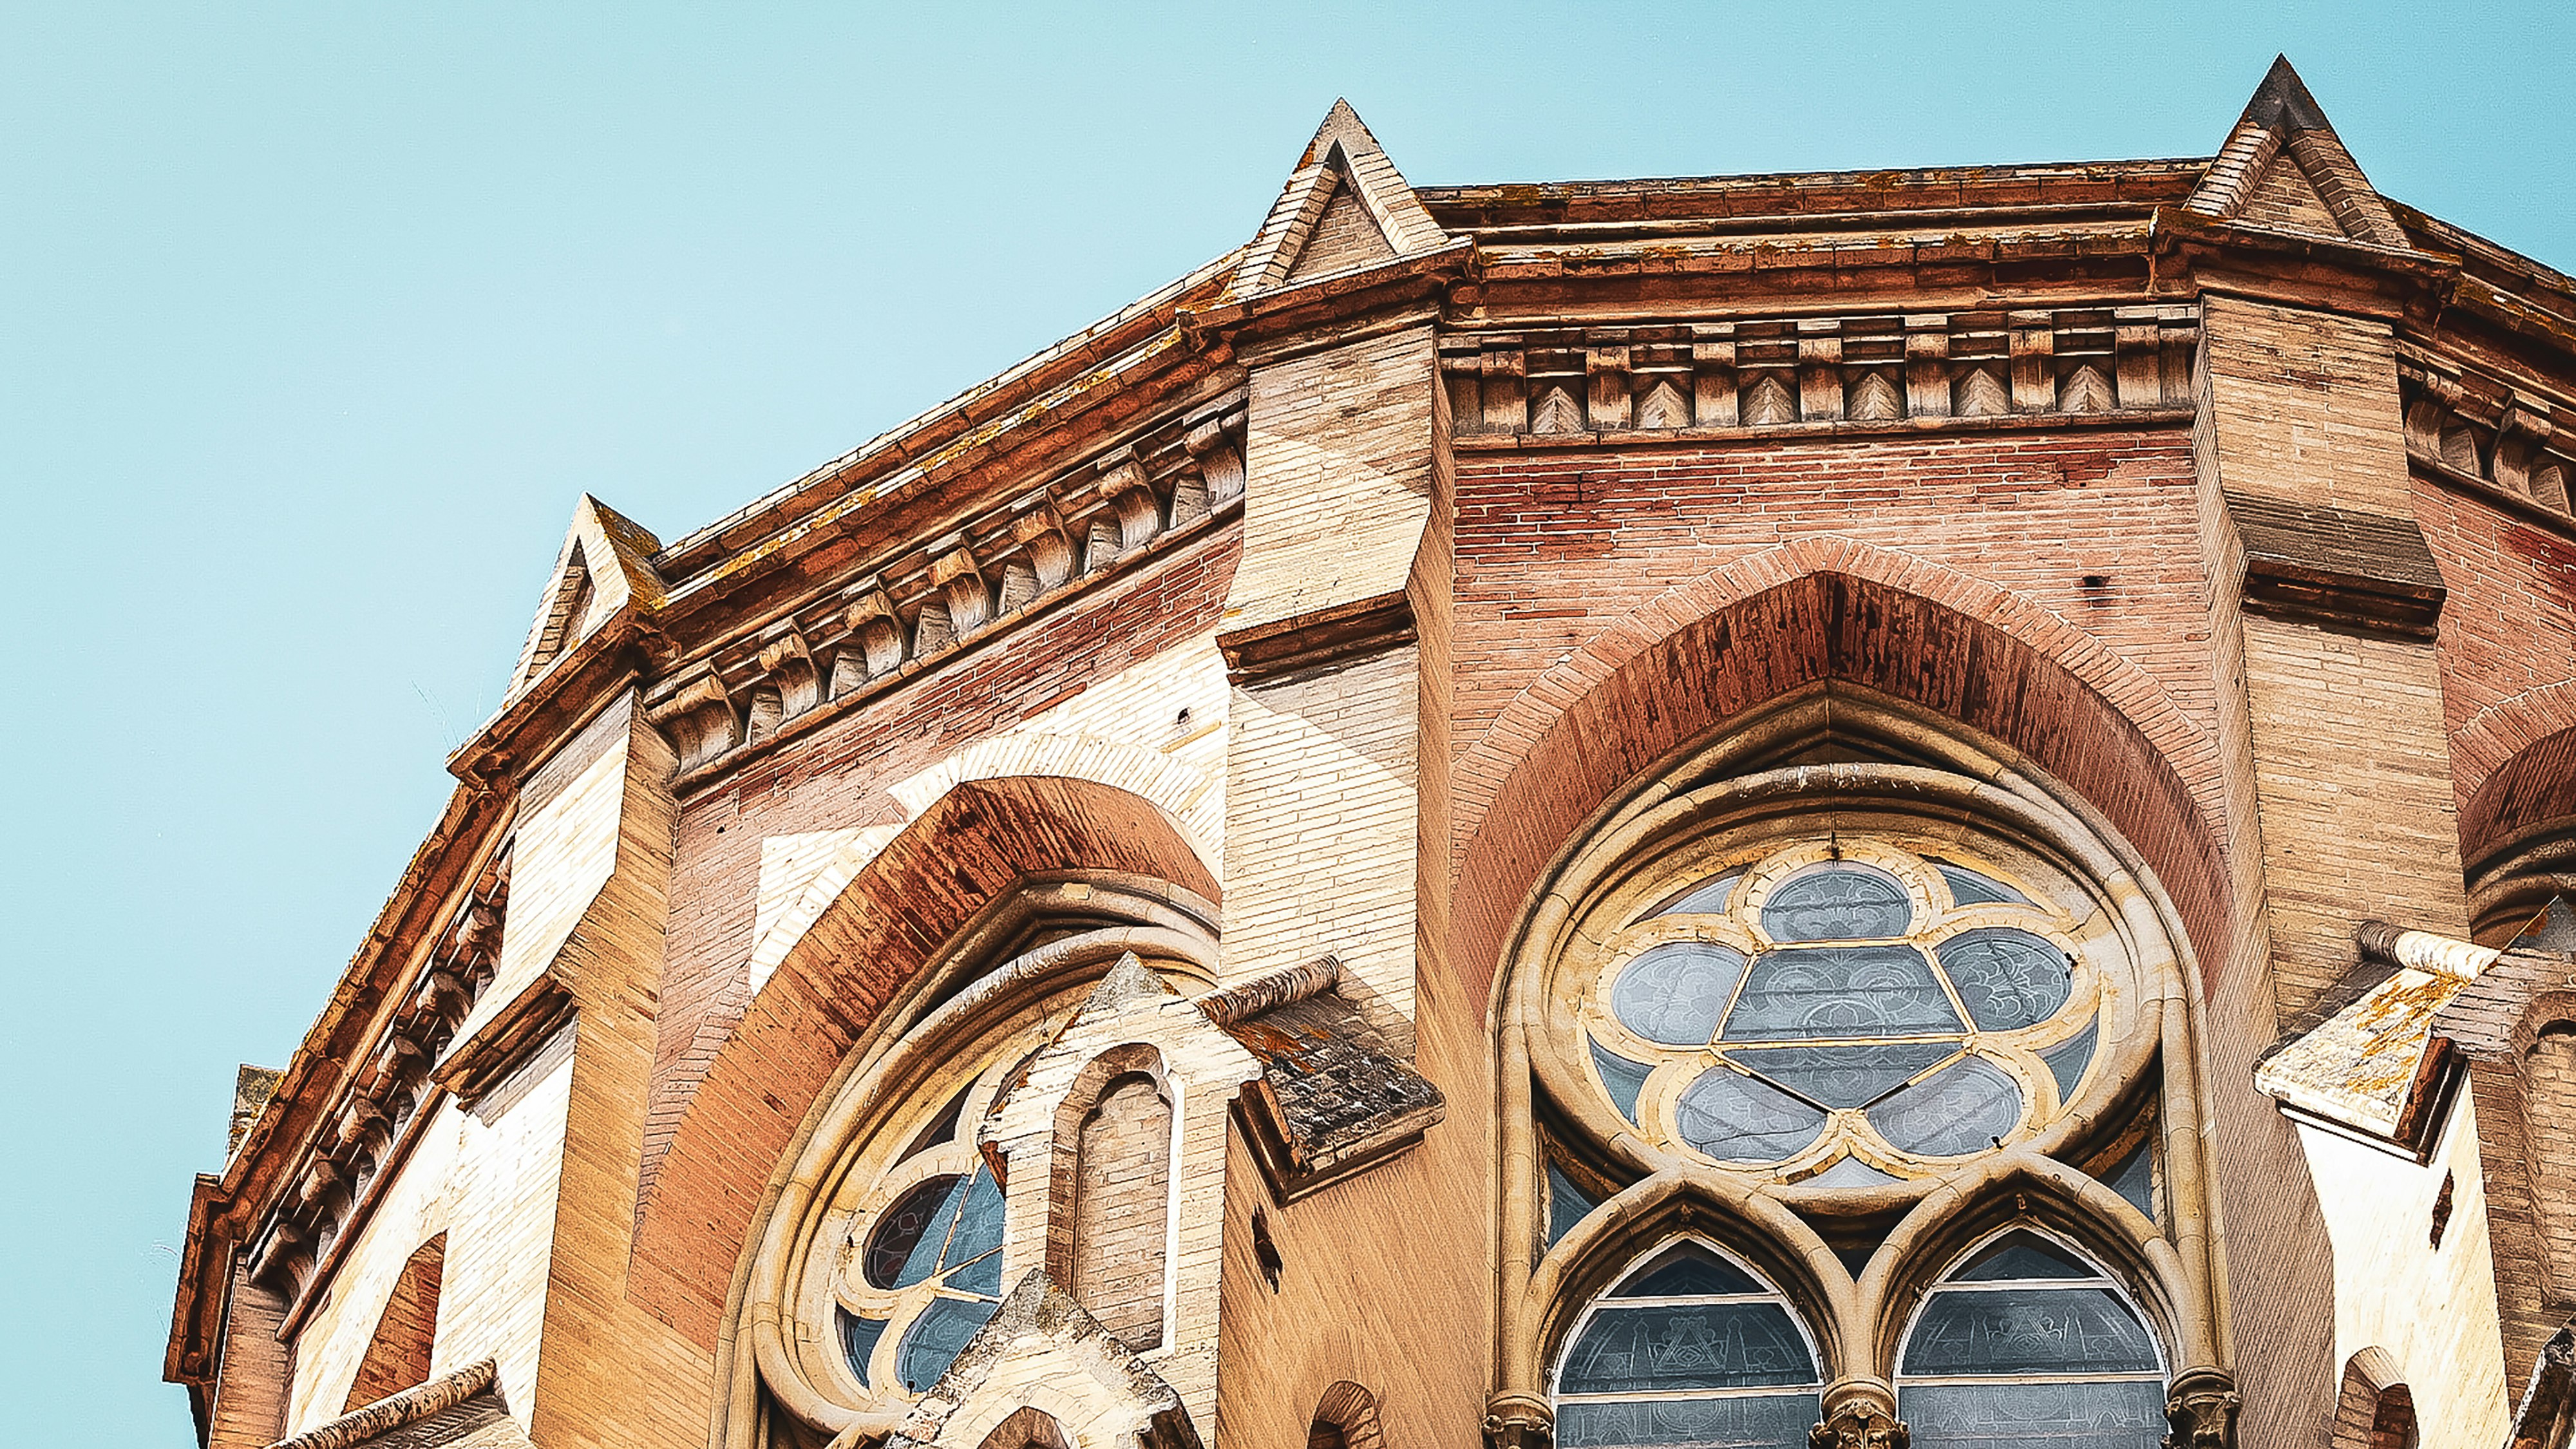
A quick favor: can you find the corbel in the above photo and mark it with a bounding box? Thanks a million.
[1086,452,1162,571]
[1481,1392,1551,1449]
[2114,308,2163,409]
[641,668,738,771]
[1796,319,1843,421]
[2008,309,2056,412]
[1181,418,1247,507]
[1904,315,1951,419]
[833,580,907,694]
[2494,399,2556,496]
[1812,1379,1908,1448]
[753,622,822,717]
[1002,499,1076,609]
[1438,343,1488,435]
[1479,346,1530,435]
[1586,344,1631,430]
[2157,307,2199,406]
[1691,328,1738,428]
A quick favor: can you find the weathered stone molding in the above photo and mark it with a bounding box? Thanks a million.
[263,1359,507,1449]
[1441,305,2198,440]
[2226,490,2448,639]
[1810,1378,1907,1449]
[2161,1367,2241,1449]
[643,401,1245,785]
[2399,352,2576,527]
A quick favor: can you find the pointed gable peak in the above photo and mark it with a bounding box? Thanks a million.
[1079,952,1179,1018]
[2240,54,2331,134]
[890,1269,1197,1449]
[509,494,667,693]
[2186,55,2412,251]
[1234,99,1449,298]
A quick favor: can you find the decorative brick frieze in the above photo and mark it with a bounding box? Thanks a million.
[245,855,510,1313]
[2398,352,2576,526]
[1441,305,2197,440]
[643,401,1246,785]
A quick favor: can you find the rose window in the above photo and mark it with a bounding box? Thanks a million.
[1573,838,2114,1180]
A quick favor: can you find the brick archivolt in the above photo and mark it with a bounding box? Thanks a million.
[1441,306,2199,439]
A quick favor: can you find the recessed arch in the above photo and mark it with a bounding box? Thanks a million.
[341,1233,446,1413]
[1049,1043,1176,1350]
[638,774,1218,1358]
[2332,1347,2418,1449]
[1309,1381,1386,1449]
[1455,562,2229,1008]
[975,1405,1074,1449]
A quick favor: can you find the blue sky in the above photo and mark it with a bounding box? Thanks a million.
[4,3,2570,1439]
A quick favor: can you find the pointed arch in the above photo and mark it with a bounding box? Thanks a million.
[976,1405,1074,1449]
[342,1233,446,1413]
[1454,547,2228,1005]
[1522,1168,1851,1387]
[1050,1044,1176,1351]
[630,775,1217,1349]
[1861,1155,2198,1378]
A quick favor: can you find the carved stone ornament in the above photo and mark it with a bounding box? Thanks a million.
[2162,1367,2241,1449]
[1481,1392,1552,1449]
[1811,1379,1908,1449]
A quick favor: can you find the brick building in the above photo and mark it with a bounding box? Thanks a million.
[165,59,2576,1449]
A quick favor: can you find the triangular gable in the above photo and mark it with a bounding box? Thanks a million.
[889,1271,1200,1449]
[1233,99,1448,297]
[507,495,666,692]
[2185,55,2410,251]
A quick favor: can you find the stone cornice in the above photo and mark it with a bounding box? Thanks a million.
[165,790,512,1397]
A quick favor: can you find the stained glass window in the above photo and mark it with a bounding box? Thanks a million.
[1575,838,2106,1178]
[1549,1162,1600,1246]
[1555,1246,1821,1449]
[835,1046,1032,1400]
[1897,1231,2165,1448]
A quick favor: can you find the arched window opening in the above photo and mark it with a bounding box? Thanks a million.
[1552,1243,1823,1449]
[1895,1228,2166,1446]
[2332,1349,2418,1449]
[974,1405,1073,1449]
[1068,1065,1172,1350]
[343,1233,446,1413]
[1309,1381,1386,1449]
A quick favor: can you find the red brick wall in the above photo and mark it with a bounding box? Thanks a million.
[1443,428,2231,995]
[2411,478,2576,857]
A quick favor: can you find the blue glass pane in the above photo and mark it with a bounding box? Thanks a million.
[1722,947,1963,1041]
[837,1310,887,1388]
[1611,1248,1761,1298]
[1653,872,1745,919]
[946,1247,1003,1297]
[1731,1042,1960,1108]
[897,1296,1000,1391]
[866,1174,965,1289]
[1548,1162,1598,1245]
[1806,1154,1904,1190]
[1935,862,2029,908]
[1555,1393,1822,1449]
[2105,1142,2154,1220]
[1868,1057,2022,1157]
[1560,1303,1817,1392]
[897,1175,971,1289]
[1591,1037,1654,1124]
[1899,1378,2165,1446]
[1953,1231,2096,1283]
[1613,942,1747,1046]
[1900,1287,2161,1376]
[1675,1068,1828,1163]
[942,1166,1004,1269]
[2041,1020,2098,1103]
[1938,929,2072,1032]
[1761,864,1913,942]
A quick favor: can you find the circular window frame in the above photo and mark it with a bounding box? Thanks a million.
[1522,762,2174,1218]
